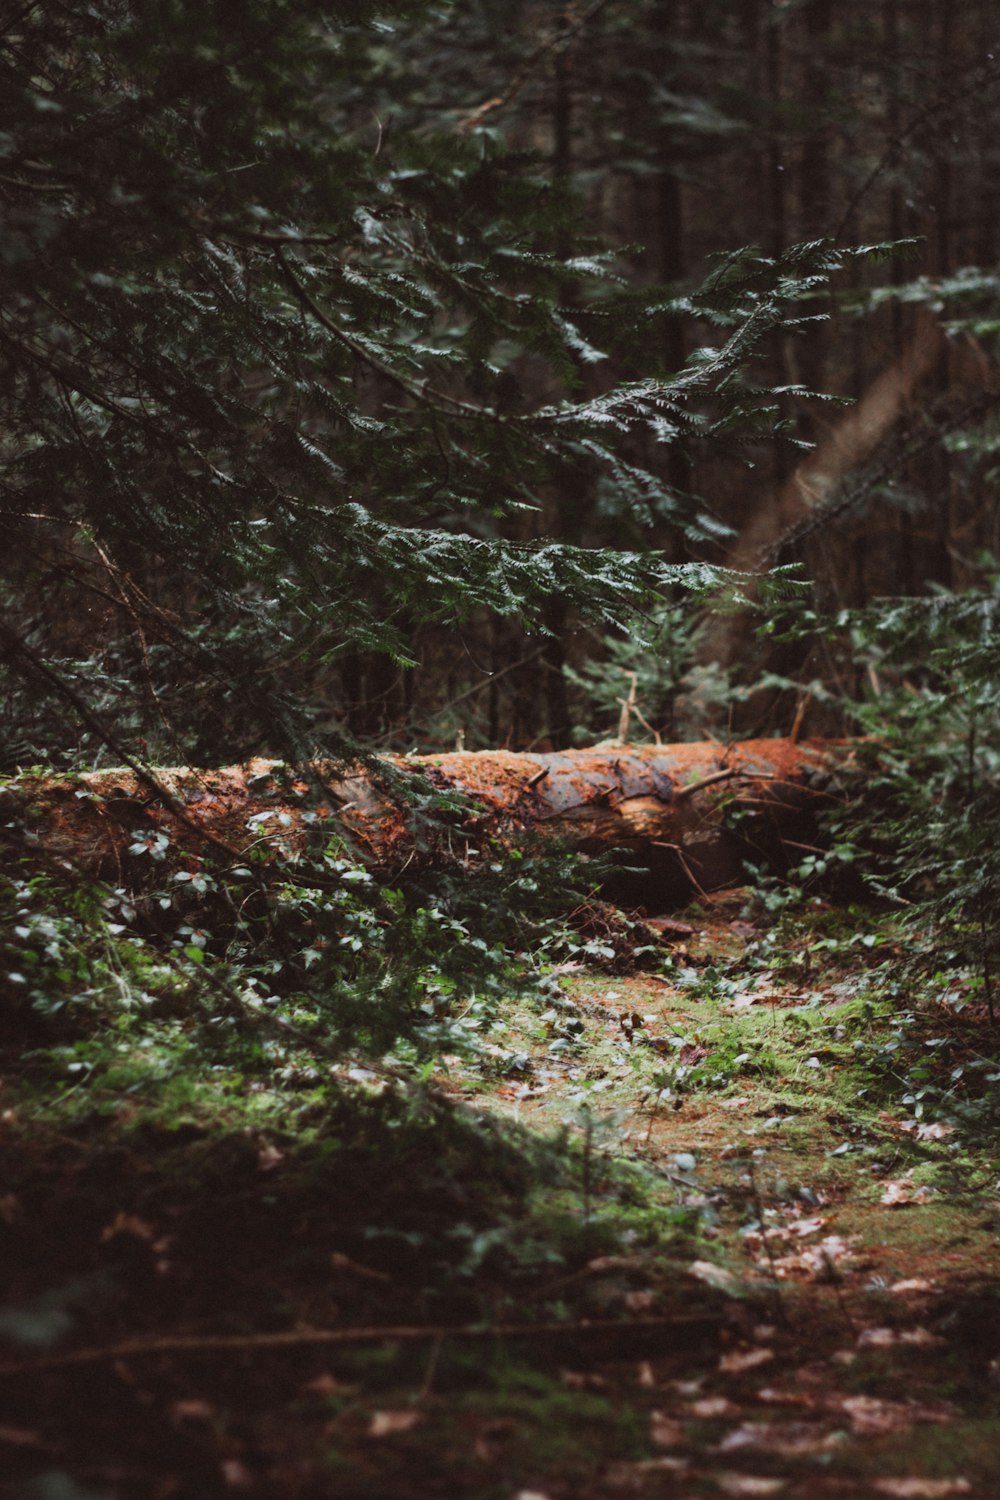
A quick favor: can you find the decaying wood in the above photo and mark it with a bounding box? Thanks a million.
[1,737,853,897]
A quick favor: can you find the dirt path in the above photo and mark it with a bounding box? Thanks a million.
[459,902,1000,1499]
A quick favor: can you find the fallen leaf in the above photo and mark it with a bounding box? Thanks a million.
[300,1372,354,1396]
[671,1378,704,1397]
[604,1457,690,1486]
[857,1326,898,1349]
[880,1177,934,1207]
[473,1418,516,1461]
[727,995,757,1012]
[716,1476,787,1497]
[330,1251,391,1281]
[623,1288,656,1312]
[171,1399,215,1422]
[719,1347,774,1374]
[689,1396,740,1418]
[0,1425,43,1448]
[913,1122,955,1141]
[646,917,696,936]
[368,1409,421,1437]
[872,1482,971,1498]
[787,1215,830,1237]
[0,1195,22,1225]
[717,1422,843,1458]
[220,1459,254,1489]
[256,1140,284,1172]
[100,1212,155,1244]
[756,1387,818,1409]
[650,1411,686,1448]
[857,1325,944,1350]
[689,1260,742,1293]
[560,1369,608,1391]
[771,1233,855,1279]
[901,1327,946,1346]
[840,1395,954,1435]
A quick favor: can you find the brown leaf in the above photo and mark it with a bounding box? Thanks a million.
[0,1425,43,1448]
[716,1476,788,1497]
[368,1409,421,1438]
[100,1211,155,1244]
[689,1396,741,1418]
[300,1372,354,1397]
[770,1233,854,1280]
[718,1422,843,1458]
[719,1347,774,1375]
[220,1459,255,1489]
[872,1482,971,1498]
[688,1259,742,1293]
[857,1325,945,1350]
[857,1326,898,1349]
[880,1177,934,1207]
[329,1251,391,1282]
[650,1411,686,1448]
[756,1387,819,1409]
[603,1457,690,1486]
[646,917,696,936]
[171,1399,215,1423]
[787,1215,830,1237]
[560,1369,608,1391]
[256,1139,285,1172]
[840,1395,955,1435]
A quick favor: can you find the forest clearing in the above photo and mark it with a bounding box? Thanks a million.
[3,0,1000,1495]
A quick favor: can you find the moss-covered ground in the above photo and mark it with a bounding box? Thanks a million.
[2,892,999,1499]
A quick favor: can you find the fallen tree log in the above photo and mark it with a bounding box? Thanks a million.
[1,738,855,900]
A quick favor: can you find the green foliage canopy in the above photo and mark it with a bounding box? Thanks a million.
[0,0,866,766]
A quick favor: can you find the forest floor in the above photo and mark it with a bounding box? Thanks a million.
[2,891,1000,1499]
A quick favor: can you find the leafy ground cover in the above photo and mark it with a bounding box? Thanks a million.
[2,886,999,1499]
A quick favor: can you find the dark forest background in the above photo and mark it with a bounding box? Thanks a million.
[3,0,1000,770]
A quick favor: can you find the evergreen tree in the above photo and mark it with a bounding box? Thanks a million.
[0,0,855,767]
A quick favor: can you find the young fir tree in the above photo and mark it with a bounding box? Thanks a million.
[0,0,852,770]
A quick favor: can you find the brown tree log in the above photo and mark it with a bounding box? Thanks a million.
[1,737,853,899]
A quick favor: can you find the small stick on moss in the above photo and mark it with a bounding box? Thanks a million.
[0,1313,722,1378]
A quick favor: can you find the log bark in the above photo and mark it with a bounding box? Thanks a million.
[1,737,852,899]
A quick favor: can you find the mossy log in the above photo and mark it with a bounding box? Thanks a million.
[1,738,854,899]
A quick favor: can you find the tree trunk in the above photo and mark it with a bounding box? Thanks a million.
[2,737,853,902]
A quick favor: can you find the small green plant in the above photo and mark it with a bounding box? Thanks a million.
[834,573,1000,1023]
